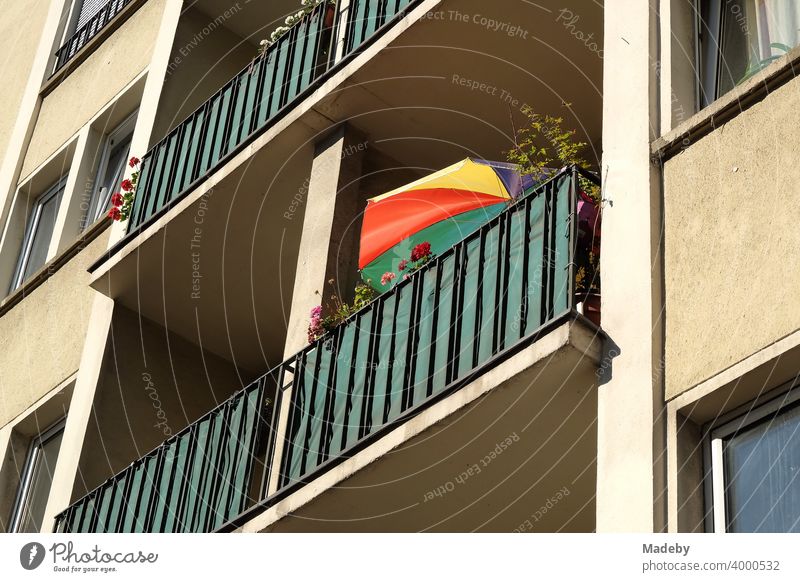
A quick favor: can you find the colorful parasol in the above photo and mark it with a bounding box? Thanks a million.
[359,158,534,291]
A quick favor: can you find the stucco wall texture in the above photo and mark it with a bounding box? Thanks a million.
[0,0,50,163]
[0,228,111,428]
[21,0,167,179]
[664,76,800,400]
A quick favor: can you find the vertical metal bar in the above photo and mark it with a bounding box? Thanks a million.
[221,75,242,157]
[472,227,488,367]
[249,53,269,135]
[202,401,234,532]
[238,381,267,514]
[340,321,362,451]
[402,276,421,411]
[491,215,506,355]
[222,390,252,520]
[498,209,513,349]
[142,451,165,532]
[519,196,533,338]
[426,258,443,397]
[259,373,282,498]
[567,166,579,312]
[359,299,383,437]
[320,328,341,460]
[171,425,198,532]
[447,242,464,384]
[164,123,187,207]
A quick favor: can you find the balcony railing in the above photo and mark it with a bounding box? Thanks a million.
[53,0,134,76]
[54,167,600,533]
[127,0,417,231]
[54,380,270,533]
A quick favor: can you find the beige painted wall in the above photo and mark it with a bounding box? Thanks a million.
[0,0,50,163]
[664,76,800,399]
[0,228,111,428]
[74,305,245,498]
[20,0,167,179]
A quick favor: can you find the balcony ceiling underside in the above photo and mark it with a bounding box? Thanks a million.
[261,322,601,532]
[187,0,302,47]
[90,0,602,373]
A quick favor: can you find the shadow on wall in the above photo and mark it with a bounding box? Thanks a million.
[72,305,248,500]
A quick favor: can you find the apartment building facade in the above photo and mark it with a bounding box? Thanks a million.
[0,0,796,534]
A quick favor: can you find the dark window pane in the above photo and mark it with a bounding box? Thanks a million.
[724,403,800,532]
[21,186,63,283]
[16,428,64,533]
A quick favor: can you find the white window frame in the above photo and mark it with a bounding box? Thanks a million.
[704,382,800,532]
[10,176,68,292]
[84,111,137,228]
[8,418,67,533]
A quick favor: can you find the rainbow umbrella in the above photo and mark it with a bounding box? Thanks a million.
[359,158,533,291]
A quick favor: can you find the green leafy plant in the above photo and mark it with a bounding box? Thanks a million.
[738,43,792,85]
[307,279,377,343]
[507,105,600,205]
[508,107,601,299]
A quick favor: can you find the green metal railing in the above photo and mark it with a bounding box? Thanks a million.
[273,168,586,490]
[53,380,269,533]
[55,167,600,533]
[128,0,418,231]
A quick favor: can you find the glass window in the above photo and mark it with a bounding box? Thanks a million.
[698,0,800,107]
[709,389,800,532]
[11,178,66,291]
[9,420,66,533]
[84,112,136,228]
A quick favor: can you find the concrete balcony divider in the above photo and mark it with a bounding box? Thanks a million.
[53,166,600,533]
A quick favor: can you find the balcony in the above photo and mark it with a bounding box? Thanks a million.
[51,0,139,77]
[55,166,603,532]
[127,0,416,232]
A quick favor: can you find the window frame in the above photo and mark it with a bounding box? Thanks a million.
[10,176,68,292]
[84,110,137,228]
[704,381,800,532]
[8,418,67,533]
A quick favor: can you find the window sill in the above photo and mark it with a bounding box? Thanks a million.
[652,44,800,162]
[0,217,112,318]
[41,0,148,98]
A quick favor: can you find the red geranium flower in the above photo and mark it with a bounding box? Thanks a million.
[410,242,431,262]
[108,207,122,221]
[398,259,408,271]
[120,179,133,192]
[129,156,140,168]
[111,193,124,206]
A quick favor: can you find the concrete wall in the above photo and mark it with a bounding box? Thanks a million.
[0,228,111,428]
[664,75,800,399]
[73,305,244,498]
[20,0,168,179]
[150,6,255,144]
[0,0,50,163]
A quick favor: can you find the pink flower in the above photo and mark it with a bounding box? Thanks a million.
[310,305,322,319]
[120,179,133,192]
[410,242,431,262]
[129,156,140,168]
[380,272,396,286]
[398,259,408,271]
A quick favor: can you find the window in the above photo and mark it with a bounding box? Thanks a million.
[707,386,800,532]
[84,112,136,228]
[11,178,66,291]
[697,0,800,107]
[9,419,66,533]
